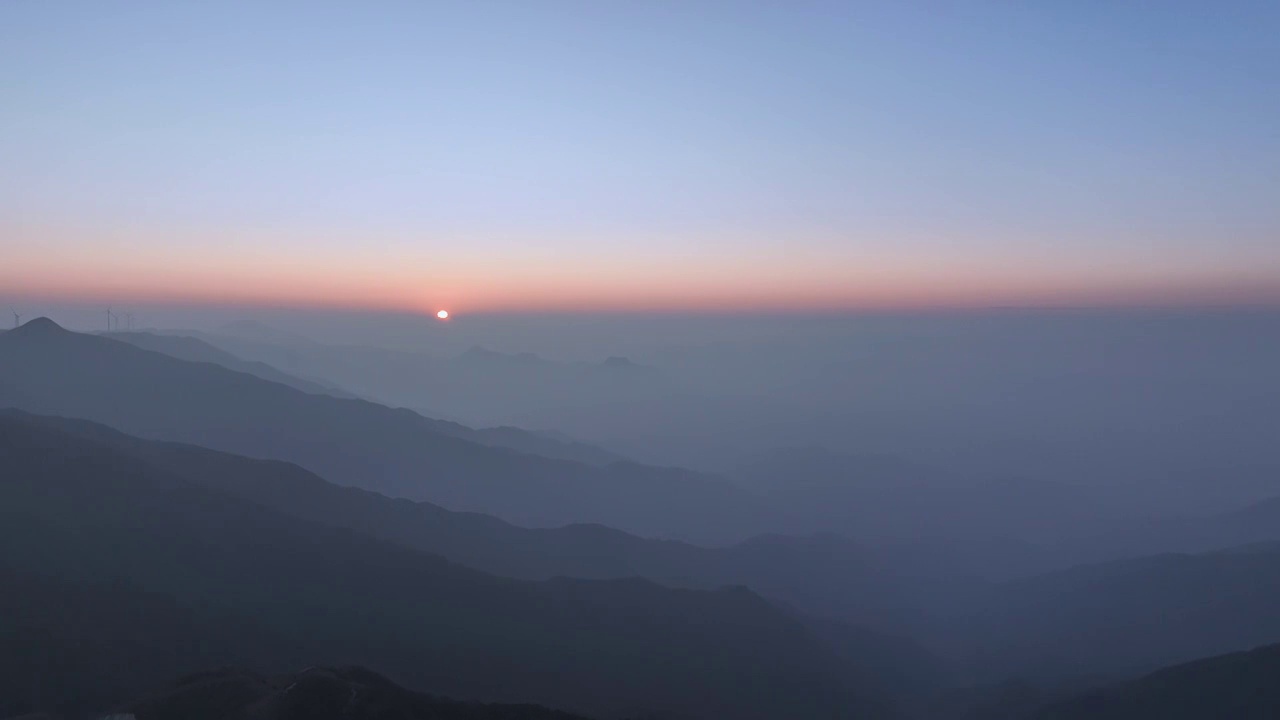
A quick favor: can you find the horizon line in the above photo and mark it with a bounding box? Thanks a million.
[6,291,1280,319]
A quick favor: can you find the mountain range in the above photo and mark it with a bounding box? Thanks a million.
[104,331,629,467]
[102,330,358,398]
[0,412,894,719]
[3,408,944,691]
[1036,641,1280,720]
[0,319,761,543]
[955,542,1280,682]
[7,317,1280,719]
[169,324,668,435]
[113,666,594,720]
[11,402,1280,708]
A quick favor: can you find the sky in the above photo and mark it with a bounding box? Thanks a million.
[2,1,1278,314]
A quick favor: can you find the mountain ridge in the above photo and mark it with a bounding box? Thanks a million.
[1037,641,1280,719]
[0,408,945,693]
[0,318,762,543]
[103,330,358,398]
[0,412,896,719]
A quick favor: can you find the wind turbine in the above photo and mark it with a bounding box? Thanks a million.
[9,307,19,329]
[106,306,115,332]
[125,312,135,331]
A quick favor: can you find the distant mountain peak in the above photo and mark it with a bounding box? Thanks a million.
[8,316,65,337]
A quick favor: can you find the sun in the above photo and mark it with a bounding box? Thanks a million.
[436,310,449,320]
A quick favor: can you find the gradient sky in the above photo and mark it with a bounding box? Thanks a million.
[3,1,1278,313]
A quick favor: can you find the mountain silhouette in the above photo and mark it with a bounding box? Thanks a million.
[453,425,627,466]
[0,319,762,542]
[103,330,357,398]
[179,327,672,449]
[1038,642,1280,719]
[5,316,61,337]
[957,543,1280,682]
[104,329,623,465]
[0,412,895,719]
[3,409,943,695]
[117,666,593,720]
[0,566,310,719]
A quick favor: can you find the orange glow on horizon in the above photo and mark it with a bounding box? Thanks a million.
[6,220,1279,315]
[4,223,1278,315]
[5,267,1280,316]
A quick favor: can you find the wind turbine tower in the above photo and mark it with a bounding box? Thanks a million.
[9,307,19,329]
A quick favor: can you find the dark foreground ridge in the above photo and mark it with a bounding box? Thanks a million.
[10,666,593,720]
[1036,641,1280,720]
[0,412,894,720]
